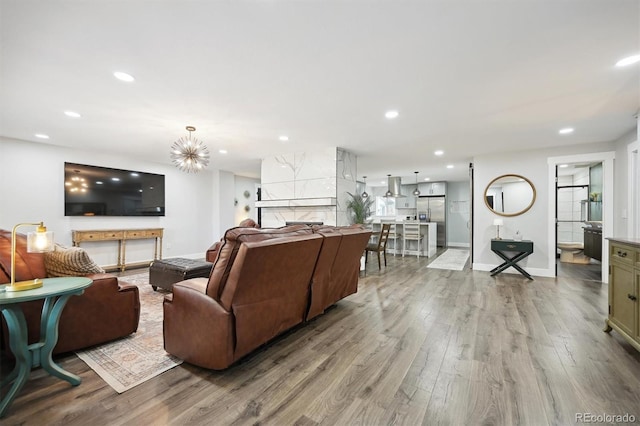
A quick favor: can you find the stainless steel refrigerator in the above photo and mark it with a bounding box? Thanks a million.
[417,196,446,247]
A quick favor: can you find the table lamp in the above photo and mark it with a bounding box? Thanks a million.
[8,222,54,292]
[493,218,504,240]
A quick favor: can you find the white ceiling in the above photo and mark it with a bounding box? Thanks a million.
[1,1,638,184]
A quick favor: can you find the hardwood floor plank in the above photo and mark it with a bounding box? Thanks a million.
[2,256,640,425]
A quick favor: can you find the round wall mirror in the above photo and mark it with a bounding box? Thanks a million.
[484,174,536,217]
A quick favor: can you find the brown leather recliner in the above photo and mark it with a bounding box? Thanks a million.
[0,230,140,355]
[164,225,322,369]
[164,224,371,370]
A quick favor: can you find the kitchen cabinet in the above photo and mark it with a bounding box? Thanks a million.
[398,190,417,209]
[605,238,640,352]
[418,181,447,196]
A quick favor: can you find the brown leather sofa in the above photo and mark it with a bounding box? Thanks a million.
[0,230,140,355]
[164,224,371,370]
[206,218,260,263]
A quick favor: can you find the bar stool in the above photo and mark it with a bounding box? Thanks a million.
[382,220,402,256]
[365,223,391,269]
[402,223,423,258]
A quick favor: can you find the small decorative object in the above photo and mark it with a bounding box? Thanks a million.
[243,190,251,199]
[244,205,250,212]
[170,126,210,173]
[493,218,504,240]
[412,171,421,196]
[514,230,523,241]
[8,222,54,291]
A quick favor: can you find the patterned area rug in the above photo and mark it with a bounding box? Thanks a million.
[75,272,182,393]
[427,248,470,271]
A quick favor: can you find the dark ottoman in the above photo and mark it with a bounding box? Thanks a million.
[149,258,214,291]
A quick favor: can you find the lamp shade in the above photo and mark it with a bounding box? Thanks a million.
[27,230,54,252]
[493,218,504,226]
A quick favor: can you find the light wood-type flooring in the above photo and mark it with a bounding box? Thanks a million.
[557,258,602,282]
[2,254,640,425]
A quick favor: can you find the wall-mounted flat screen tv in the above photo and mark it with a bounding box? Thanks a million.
[64,162,165,216]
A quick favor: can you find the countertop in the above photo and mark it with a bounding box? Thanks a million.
[606,237,640,248]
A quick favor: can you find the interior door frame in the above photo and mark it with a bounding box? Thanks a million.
[629,140,639,238]
[469,162,474,265]
[547,151,615,283]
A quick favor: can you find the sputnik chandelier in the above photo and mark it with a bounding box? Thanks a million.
[170,126,210,173]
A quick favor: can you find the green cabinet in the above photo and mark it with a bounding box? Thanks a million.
[605,239,640,352]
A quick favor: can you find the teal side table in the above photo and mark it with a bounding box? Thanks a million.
[0,276,93,417]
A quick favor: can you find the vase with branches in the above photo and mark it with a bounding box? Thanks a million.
[346,192,374,224]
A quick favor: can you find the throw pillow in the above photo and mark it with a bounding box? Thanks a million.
[44,244,105,277]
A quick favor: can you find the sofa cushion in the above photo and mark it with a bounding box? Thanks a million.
[206,224,313,300]
[44,244,105,277]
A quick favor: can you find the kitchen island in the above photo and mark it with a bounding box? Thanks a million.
[370,221,437,257]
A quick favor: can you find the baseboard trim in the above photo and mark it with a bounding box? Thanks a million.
[447,242,470,248]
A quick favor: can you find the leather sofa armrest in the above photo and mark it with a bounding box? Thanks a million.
[163,278,234,369]
[3,272,142,355]
[57,273,141,350]
[87,273,138,294]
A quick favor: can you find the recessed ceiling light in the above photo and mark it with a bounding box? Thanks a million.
[219,149,228,154]
[279,135,289,142]
[423,177,430,181]
[559,127,574,134]
[615,54,640,67]
[446,165,454,169]
[130,172,139,177]
[559,164,569,168]
[96,181,103,184]
[111,177,120,181]
[64,111,81,118]
[385,110,399,119]
[113,71,135,82]
[34,133,50,139]
[434,150,444,156]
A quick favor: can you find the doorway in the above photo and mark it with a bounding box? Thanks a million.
[556,164,601,281]
[548,151,615,283]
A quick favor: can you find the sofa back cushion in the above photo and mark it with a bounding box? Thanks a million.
[205,224,313,300]
[220,234,323,359]
[0,230,47,284]
[332,227,372,298]
[306,226,371,320]
[306,231,343,319]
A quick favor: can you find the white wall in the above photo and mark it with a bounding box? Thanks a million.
[473,141,615,277]
[233,175,260,225]
[0,137,226,267]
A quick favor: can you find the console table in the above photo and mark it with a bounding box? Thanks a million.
[490,239,534,280]
[0,277,93,417]
[72,228,163,271]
